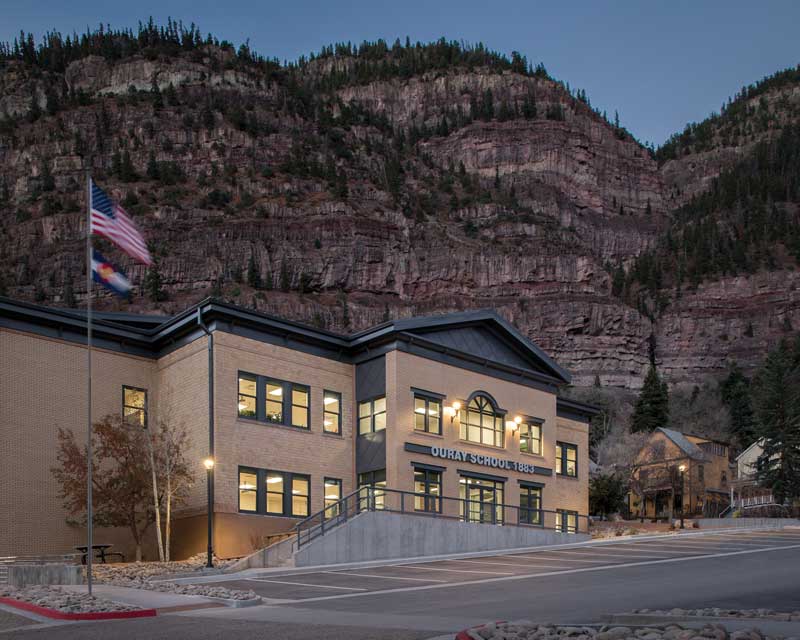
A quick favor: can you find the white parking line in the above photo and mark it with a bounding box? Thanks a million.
[521,554,630,563]
[324,571,447,583]
[289,542,800,604]
[573,546,704,556]
[247,578,367,591]
[389,563,513,575]
[444,558,565,569]
[547,550,675,560]
[609,544,725,554]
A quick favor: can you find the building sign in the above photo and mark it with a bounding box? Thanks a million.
[404,442,552,477]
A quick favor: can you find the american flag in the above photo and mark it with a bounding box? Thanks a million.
[90,180,152,266]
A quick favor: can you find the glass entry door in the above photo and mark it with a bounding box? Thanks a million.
[460,477,504,524]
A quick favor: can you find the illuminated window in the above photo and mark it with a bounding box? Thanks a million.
[519,486,542,525]
[556,442,578,477]
[266,381,284,424]
[413,394,442,435]
[238,469,258,512]
[324,477,342,518]
[122,386,147,427]
[237,375,257,418]
[358,469,386,510]
[291,476,310,517]
[323,391,341,434]
[358,397,386,435]
[413,468,441,512]
[556,509,578,533]
[459,394,504,447]
[291,385,309,429]
[266,472,284,514]
[519,422,542,455]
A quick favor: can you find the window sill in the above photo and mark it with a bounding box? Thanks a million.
[556,473,580,480]
[237,510,308,519]
[458,439,506,452]
[411,429,444,439]
[322,431,344,439]
[236,419,313,434]
[520,450,545,460]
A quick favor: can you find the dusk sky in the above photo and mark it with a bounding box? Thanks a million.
[2,0,798,146]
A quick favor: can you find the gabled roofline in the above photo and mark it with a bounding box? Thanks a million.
[735,438,765,462]
[0,296,573,385]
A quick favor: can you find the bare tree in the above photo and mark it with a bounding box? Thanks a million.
[153,414,193,561]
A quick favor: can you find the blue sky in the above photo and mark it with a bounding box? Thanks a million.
[2,0,798,146]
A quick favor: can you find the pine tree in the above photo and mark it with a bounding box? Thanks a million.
[279,260,290,292]
[144,263,167,302]
[720,364,757,447]
[751,338,800,504]
[630,365,669,433]
[246,253,261,289]
[63,281,76,308]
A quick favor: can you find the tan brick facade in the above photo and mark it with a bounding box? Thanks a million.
[0,301,595,561]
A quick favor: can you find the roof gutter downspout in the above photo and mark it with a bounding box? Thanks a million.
[197,308,215,567]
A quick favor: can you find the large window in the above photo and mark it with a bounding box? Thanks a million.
[459,476,504,524]
[556,442,578,477]
[237,376,257,418]
[519,422,542,455]
[358,397,386,435]
[414,468,442,513]
[358,469,386,510]
[460,395,504,447]
[237,371,310,430]
[519,485,542,525]
[556,509,578,533]
[323,391,342,434]
[122,386,147,427]
[238,468,258,512]
[324,478,342,518]
[413,393,442,435]
[237,466,310,517]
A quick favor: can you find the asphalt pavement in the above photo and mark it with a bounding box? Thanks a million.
[5,528,800,639]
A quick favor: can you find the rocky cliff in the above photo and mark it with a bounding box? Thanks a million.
[0,33,797,389]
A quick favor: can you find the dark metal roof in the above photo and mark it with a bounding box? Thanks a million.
[0,296,573,385]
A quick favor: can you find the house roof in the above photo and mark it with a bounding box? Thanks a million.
[0,296,576,387]
[736,438,765,462]
[657,428,708,461]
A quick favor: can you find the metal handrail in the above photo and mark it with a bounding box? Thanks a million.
[294,486,589,549]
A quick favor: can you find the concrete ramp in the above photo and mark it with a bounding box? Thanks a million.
[294,510,588,567]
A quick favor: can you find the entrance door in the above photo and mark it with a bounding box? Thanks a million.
[460,477,504,524]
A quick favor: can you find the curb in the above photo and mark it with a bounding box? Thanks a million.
[201,595,262,608]
[0,596,157,621]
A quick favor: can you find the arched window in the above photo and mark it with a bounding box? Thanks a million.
[460,394,504,447]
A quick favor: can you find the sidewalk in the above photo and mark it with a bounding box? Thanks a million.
[60,584,217,610]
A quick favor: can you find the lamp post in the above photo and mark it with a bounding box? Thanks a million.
[678,464,687,529]
[203,457,215,567]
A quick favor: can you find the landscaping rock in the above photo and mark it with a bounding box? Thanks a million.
[0,585,140,614]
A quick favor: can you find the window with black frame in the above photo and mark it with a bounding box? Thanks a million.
[555,509,578,533]
[324,478,342,518]
[413,468,442,513]
[357,469,386,510]
[556,441,578,477]
[238,468,258,512]
[459,395,504,447]
[519,422,542,455]
[237,371,311,430]
[519,485,542,525]
[459,476,504,524]
[237,466,311,517]
[122,386,147,427]
[323,391,342,434]
[358,397,386,435]
[237,375,257,418]
[413,394,442,435]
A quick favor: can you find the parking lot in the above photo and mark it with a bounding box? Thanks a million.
[209,528,800,603]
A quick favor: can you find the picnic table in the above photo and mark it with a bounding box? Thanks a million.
[74,544,125,564]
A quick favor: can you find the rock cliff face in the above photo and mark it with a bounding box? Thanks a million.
[0,44,797,389]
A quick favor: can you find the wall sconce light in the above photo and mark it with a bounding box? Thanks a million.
[445,401,461,423]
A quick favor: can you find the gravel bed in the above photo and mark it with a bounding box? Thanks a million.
[100,577,258,601]
[464,622,796,640]
[0,585,140,614]
[92,553,236,582]
[633,610,800,622]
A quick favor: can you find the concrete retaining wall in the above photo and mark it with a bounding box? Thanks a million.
[7,564,84,587]
[294,511,589,567]
[225,535,297,572]
[697,518,800,529]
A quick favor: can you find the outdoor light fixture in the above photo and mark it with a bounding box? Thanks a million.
[677,464,687,529]
[452,401,461,411]
[514,415,523,425]
[506,420,517,431]
[678,464,687,473]
[203,457,215,470]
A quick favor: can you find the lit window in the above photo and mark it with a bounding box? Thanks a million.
[358,469,386,510]
[266,472,284,514]
[323,391,341,434]
[358,397,386,435]
[266,381,283,423]
[122,386,147,427]
[413,394,442,435]
[519,422,542,455]
[291,385,309,428]
[291,476,310,517]
[556,509,578,533]
[238,469,258,512]
[414,468,441,512]
[324,477,342,518]
[519,486,542,525]
[459,395,504,447]
[556,442,578,478]
[237,376,257,418]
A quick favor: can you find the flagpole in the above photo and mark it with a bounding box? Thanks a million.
[85,171,93,596]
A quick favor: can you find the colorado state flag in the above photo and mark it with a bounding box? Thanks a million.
[91,249,131,299]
